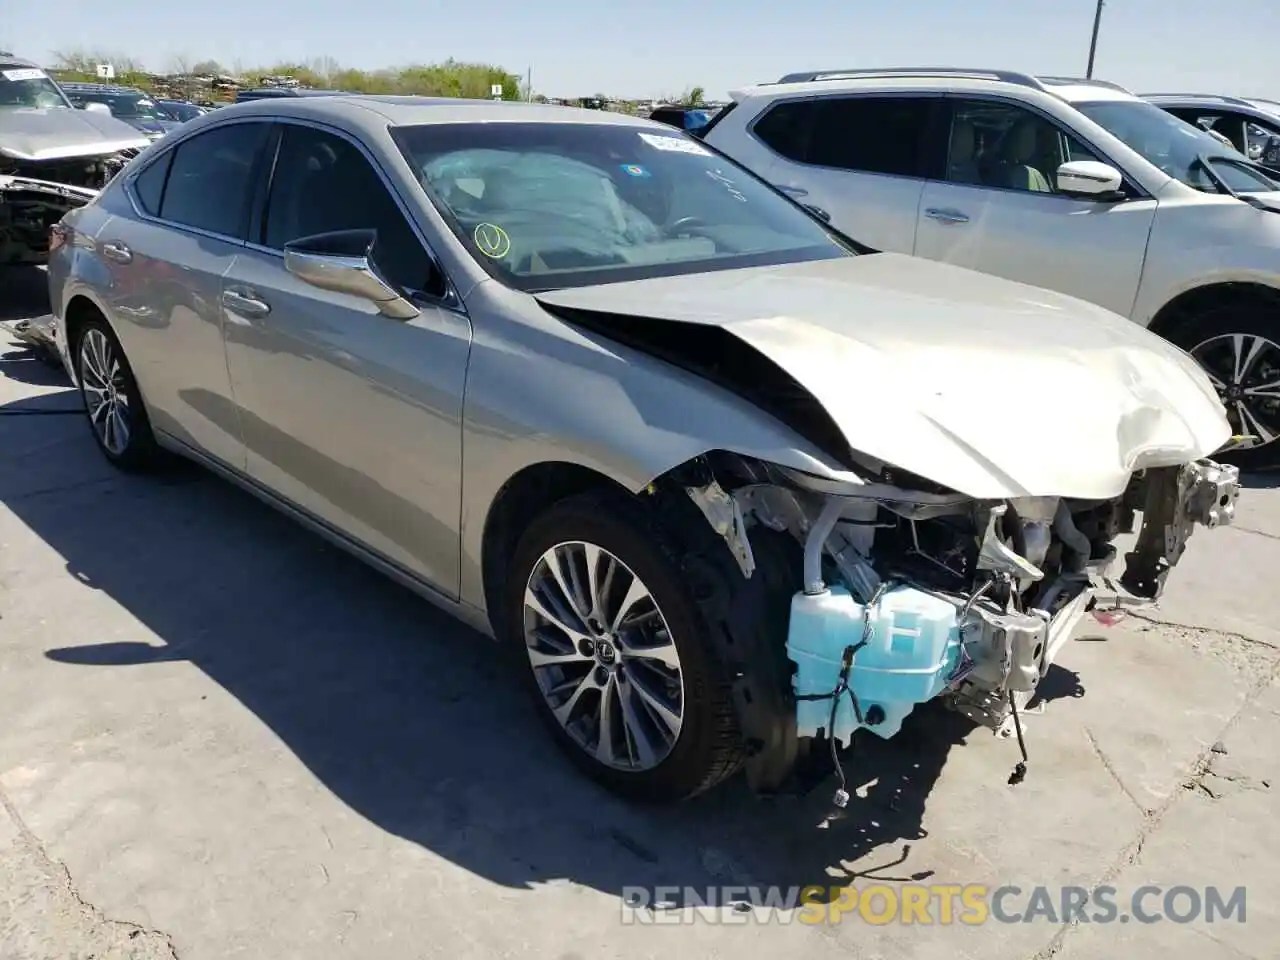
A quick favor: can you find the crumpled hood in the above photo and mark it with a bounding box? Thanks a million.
[536,254,1232,500]
[0,107,150,161]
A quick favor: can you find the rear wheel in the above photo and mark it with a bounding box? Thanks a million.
[74,318,160,471]
[504,490,743,803]
[1170,306,1280,470]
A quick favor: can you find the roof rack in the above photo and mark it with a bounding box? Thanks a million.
[774,67,1045,90]
[1038,76,1132,94]
[1139,92,1255,107]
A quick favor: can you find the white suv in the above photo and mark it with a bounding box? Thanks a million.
[701,69,1280,468]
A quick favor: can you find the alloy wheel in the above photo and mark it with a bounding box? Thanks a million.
[1192,332,1280,449]
[79,328,132,456]
[522,540,685,772]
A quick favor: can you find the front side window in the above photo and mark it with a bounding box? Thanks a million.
[806,96,932,176]
[944,100,1103,194]
[159,122,271,237]
[261,124,440,295]
[392,121,853,292]
[1076,99,1276,194]
[0,67,71,109]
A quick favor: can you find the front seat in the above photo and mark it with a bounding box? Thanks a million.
[993,120,1053,193]
[948,119,982,185]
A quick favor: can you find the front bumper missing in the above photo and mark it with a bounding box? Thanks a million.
[0,175,98,264]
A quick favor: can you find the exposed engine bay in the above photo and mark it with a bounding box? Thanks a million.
[672,449,1240,795]
[0,151,131,263]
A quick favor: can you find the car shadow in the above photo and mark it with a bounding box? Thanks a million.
[1,381,1086,906]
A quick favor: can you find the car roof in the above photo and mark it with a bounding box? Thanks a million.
[729,68,1141,105]
[0,55,43,71]
[59,82,146,95]
[218,95,659,130]
[1142,93,1280,119]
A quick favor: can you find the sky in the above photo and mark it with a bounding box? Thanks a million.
[5,0,1280,101]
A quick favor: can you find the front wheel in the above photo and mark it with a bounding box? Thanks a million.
[74,318,160,471]
[504,491,744,803]
[1171,306,1280,470]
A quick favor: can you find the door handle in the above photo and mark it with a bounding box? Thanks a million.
[775,184,810,198]
[221,287,271,319]
[100,240,132,264]
[925,208,970,224]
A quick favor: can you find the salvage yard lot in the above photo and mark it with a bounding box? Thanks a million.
[2,265,1279,959]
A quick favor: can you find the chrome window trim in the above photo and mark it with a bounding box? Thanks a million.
[121,114,466,315]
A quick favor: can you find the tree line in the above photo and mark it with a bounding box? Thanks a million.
[43,49,709,108]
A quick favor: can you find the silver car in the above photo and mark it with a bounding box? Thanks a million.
[47,96,1242,804]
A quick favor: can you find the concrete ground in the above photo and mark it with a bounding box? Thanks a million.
[1,263,1278,959]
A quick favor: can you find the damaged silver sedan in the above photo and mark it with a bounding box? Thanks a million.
[47,97,1242,804]
[1,55,149,264]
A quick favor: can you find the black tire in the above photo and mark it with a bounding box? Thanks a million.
[504,489,744,803]
[73,316,161,472]
[1167,304,1280,471]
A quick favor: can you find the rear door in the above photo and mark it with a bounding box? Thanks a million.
[913,97,1156,318]
[97,120,274,469]
[753,94,940,254]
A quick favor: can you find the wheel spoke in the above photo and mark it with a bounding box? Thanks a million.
[624,637,680,670]
[1245,379,1280,400]
[616,674,660,768]
[1232,334,1267,383]
[609,572,652,634]
[625,669,682,736]
[1237,401,1278,444]
[596,673,618,764]
[581,542,605,623]
[526,643,592,669]
[552,672,597,726]
[546,546,587,622]
[524,584,592,644]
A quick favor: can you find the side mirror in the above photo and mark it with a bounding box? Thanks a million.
[1056,160,1125,201]
[283,229,420,320]
[81,102,112,115]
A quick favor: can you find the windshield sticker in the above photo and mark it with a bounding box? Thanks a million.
[1,68,47,82]
[705,168,747,202]
[638,132,711,156]
[619,163,651,178]
[474,222,511,259]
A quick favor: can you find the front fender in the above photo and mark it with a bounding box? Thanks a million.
[456,283,858,609]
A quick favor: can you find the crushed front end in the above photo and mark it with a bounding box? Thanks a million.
[679,451,1240,795]
[0,149,135,264]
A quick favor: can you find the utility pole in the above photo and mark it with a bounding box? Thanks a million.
[1086,0,1105,78]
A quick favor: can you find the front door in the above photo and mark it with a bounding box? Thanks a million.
[913,98,1156,319]
[221,122,472,596]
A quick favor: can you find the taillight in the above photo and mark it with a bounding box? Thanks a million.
[49,222,69,253]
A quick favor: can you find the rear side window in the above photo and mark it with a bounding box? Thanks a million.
[752,99,816,161]
[132,151,172,216]
[807,97,932,177]
[159,122,271,238]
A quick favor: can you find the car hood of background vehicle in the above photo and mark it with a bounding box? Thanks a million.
[0,107,150,161]
[535,254,1231,500]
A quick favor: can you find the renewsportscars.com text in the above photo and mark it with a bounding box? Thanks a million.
[620,884,1247,926]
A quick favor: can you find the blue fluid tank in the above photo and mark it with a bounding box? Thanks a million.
[788,584,962,744]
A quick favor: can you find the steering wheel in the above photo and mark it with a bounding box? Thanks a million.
[665,216,708,238]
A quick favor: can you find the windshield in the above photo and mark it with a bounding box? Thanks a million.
[392,121,853,291]
[1076,99,1278,194]
[80,92,166,121]
[0,67,71,109]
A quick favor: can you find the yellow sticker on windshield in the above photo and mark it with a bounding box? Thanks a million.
[474,222,511,259]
